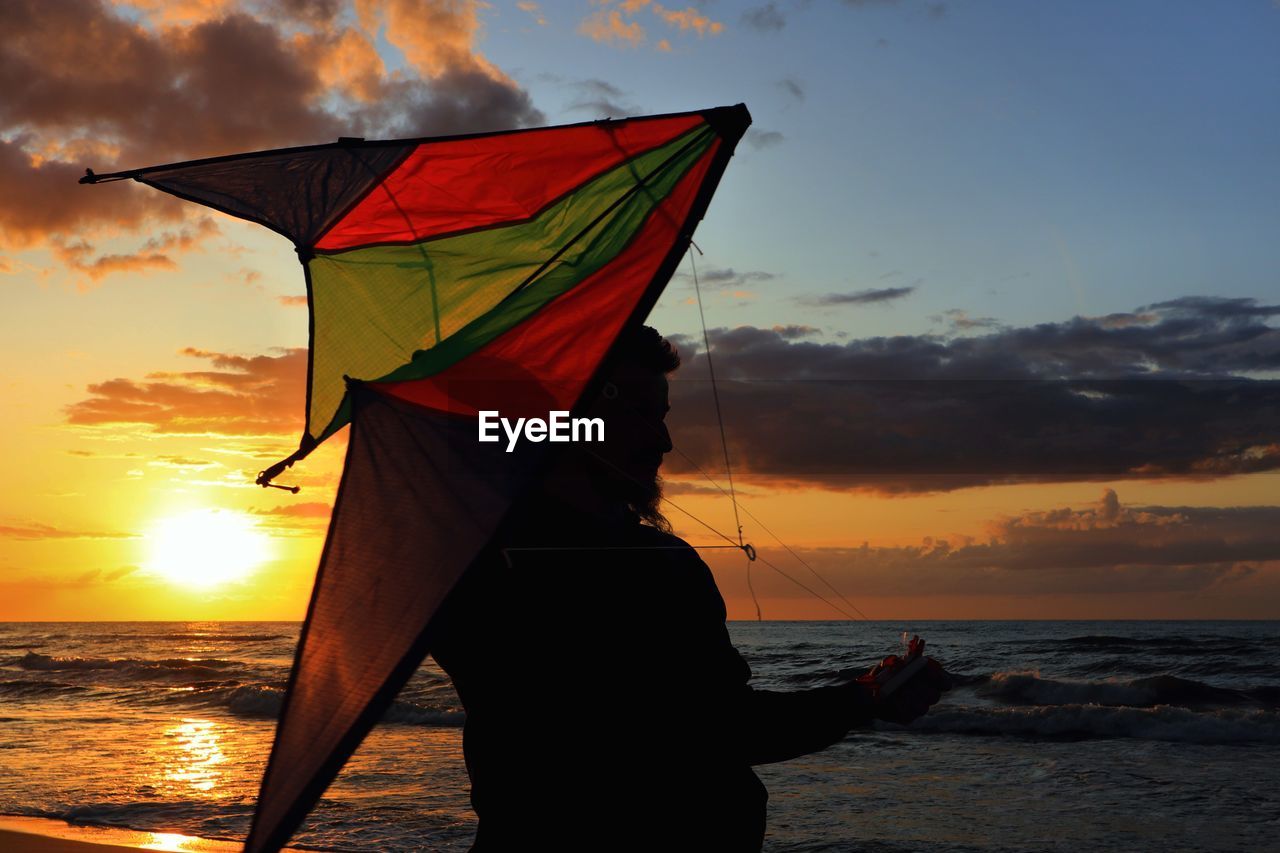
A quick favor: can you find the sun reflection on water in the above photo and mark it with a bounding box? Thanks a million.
[138,831,220,851]
[161,719,227,793]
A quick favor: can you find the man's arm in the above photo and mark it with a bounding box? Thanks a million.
[730,666,949,766]
[733,682,874,766]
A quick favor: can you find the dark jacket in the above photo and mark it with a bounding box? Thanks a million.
[430,497,861,851]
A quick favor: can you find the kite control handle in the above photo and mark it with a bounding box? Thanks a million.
[257,450,305,493]
[857,634,931,698]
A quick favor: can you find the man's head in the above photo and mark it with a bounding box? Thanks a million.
[580,325,679,527]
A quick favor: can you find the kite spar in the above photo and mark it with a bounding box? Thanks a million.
[82,105,751,851]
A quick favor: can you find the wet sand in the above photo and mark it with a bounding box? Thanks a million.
[0,817,247,852]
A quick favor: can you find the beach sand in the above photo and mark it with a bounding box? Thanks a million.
[0,817,249,852]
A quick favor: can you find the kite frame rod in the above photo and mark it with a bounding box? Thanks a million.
[76,105,748,185]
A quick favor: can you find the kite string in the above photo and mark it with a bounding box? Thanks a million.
[577,448,860,620]
[667,443,872,622]
[689,243,763,619]
[682,242,870,622]
[688,244,744,550]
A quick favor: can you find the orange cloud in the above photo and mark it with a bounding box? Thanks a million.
[355,0,507,80]
[578,0,724,48]
[1,0,541,260]
[516,1,547,26]
[579,7,647,46]
[49,216,220,286]
[0,521,137,540]
[65,347,307,437]
[108,0,239,26]
[702,490,1280,604]
[293,26,387,103]
[652,4,724,36]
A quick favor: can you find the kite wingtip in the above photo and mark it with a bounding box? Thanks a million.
[702,104,752,143]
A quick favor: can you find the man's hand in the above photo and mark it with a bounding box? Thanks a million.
[843,658,951,726]
[872,658,950,725]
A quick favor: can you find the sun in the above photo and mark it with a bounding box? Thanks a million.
[145,510,271,588]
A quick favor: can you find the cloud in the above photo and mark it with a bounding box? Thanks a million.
[710,491,1278,600]
[278,295,309,307]
[771,324,821,340]
[678,267,777,290]
[745,129,785,150]
[662,298,1280,491]
[0,0,542,264]
[516,1,547,26]
[147,455,223,470]
[248,501,333,533]
[801,286,917,306]
[50,218,220,288]
[566,78,641,117]
[652,4,725,36]
[578,6,647,46]
[0,521,137,540]
[577,0,724,49]
[250,502,334,519]
[934,308,1000,331]
[65,346,306,437]
[742,3,785,32]
[777,78,805,102]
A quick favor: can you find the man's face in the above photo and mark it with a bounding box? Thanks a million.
[584,362,672,507]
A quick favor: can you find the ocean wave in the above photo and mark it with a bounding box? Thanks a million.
[902,703,1280,743]
[17,800,252,833]
[976,670,1277,709]
[1054,634,1262,656]
[86,632,289,643]
[0,679,88,697]
[162,681,464,726]
[10,652,243,681]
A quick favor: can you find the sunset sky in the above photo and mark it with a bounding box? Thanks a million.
[2,0,1277,621]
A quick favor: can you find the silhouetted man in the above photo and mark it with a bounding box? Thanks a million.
[431,325,946,851]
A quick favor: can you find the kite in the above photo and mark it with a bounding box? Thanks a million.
[82,104,751,851]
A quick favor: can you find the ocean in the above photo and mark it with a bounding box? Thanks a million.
[1,621,1276,852]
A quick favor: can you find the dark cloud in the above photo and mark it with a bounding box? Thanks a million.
[934,308,1000,331]
[742,3,786,32]
[777,78,805,102]
[565,78,640,118]
[704,491,1277,599]
[801,286,917,306]
[0,0,542,263]
[745,129,785,150]
[663,298,1280,491]
[771,325,821,340]
[926,3,948,19]
[677,267,777,291]
[65,347,306,436]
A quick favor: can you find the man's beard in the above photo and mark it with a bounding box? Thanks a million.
[590,459,671,532]
[630,473,670,533]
